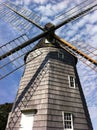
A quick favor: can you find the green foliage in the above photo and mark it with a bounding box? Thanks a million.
[0,103,13,130]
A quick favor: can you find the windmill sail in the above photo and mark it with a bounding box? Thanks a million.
[0,0,97,59]
[0,0,97,80]
[0,34,42,80]
[0,1,42,33]
[54,35,97,72]
[54,0,97,30]
[70,40,97,71]
[55,0,97,21]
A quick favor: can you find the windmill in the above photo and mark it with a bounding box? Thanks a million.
[0,0,97,130]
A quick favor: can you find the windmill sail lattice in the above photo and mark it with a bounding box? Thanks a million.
[0,0,97,80]
[0,34,42,80]
[54,35,97,72]
[0,1,41,33]
[55,0,97,21]
[71,40,97,71]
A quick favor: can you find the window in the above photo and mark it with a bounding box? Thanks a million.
[58,51,64,59]
[68,76,76,88]
[63,112,73,130]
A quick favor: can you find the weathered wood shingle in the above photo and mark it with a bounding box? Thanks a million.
[6,47,93,130]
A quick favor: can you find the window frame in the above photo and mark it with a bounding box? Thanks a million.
[58,51,64,60]
[62,112,74,130]
[68,75,76,88]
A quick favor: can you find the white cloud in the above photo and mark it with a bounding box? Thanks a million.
[33,0,48,4]
[23,0,31,5]
[34,0,71,19]
[35,4,53,16]
[88,10,97,24]
[89,105,97,120]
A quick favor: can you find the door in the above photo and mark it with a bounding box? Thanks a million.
[19,112,34,130]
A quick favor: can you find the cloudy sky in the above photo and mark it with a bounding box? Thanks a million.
[0,0,97,129]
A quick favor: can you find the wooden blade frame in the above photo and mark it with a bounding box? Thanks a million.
[54,34,97,71]
[3,1,44,31]
[0,1,44,34]
[0,34,42,80]
[0,0,97,80]
[0,0,97,60]
[55,0,97,21]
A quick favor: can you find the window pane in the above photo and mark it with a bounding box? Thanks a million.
[63,113,73,130]
[58,52,64,59]
[69,76,75,88]
[70,77,73,81]
[70,82,74,87]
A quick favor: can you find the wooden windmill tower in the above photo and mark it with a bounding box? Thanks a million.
[0,0,97,130]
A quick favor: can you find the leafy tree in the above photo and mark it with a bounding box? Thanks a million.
[0,103,13,130]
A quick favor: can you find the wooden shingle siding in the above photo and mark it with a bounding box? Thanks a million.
[6,47,93,130]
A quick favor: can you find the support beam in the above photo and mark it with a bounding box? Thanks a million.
[3,3,45,31]
[0,31,48,60]
[1,2,97,60]
[54,34,97,66]
[54,3,97,30]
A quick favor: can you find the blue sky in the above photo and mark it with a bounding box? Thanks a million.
[0,0,97,129]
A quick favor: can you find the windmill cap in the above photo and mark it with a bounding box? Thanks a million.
[24,37,77,65]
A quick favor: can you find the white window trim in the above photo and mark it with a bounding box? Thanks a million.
[62,112,74,130]
[68,75,76,88]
